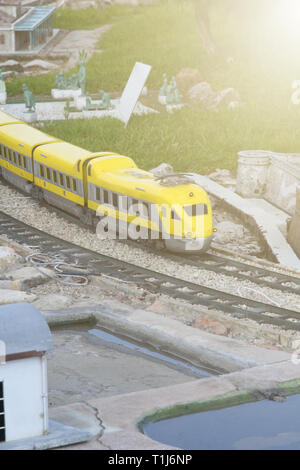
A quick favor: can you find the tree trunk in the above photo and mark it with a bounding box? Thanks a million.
[194,0,216,55]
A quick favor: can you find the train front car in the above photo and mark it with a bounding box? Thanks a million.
[88,161,214,253]
[155,174,214,253]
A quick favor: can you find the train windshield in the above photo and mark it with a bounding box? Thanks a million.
[184,204,208,217]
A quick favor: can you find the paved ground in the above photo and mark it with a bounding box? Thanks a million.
[47,328,210,407]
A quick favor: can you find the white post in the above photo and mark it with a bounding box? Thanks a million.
[236,150,272,198]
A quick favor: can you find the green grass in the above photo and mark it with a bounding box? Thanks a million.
[7,0,300,173]
[53,4,134,30]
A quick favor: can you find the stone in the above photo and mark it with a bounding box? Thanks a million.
[0,92,6,105]
[212,87,241,108]
[214,221,245,244]
[0,60,23,72]
[22,111,37,123]
[208,168,236,189]
[74,95,87,111]
[166,104,184,114]
[188,82,216,108]
[33,294,72,311]
[149,163,174,178]
[0,246,22,270]
[0,281,13,289]
[158,95,167,105]
[193,316,229,336]
[51,89,82,100]
[23,60,58,71]
[176,68,203,93]
[188,82,241,109]
[0,289,36,305]
[6,266,52,289]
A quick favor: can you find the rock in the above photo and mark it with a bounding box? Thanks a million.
[6,266,52,289]
[208,168,236,188]
[214,221,245,244]
[33,294,72,311]
[147,299,165,314]
[0,246,22,270]
[212,87,241,108]
[0,281,13,289]
[149,163,174,178]
[176,68,203,93]
[188,82,241,109]
[2,71,14,79]
[0,289,36,305]
[188,82,216,108]
[0,59,23,72]
[23,60,58,71]
[193,316,229,336]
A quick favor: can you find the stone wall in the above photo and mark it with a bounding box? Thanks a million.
[0,29,14,52]
[236,151,300,216]
[288,185,300,258]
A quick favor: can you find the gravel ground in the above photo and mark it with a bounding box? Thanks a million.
[1,180,300,314]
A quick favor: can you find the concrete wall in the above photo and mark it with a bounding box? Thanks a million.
[0,356,47,442]
[0,29,14,52]
[236,151,300,216]
[264,155,300,215]
[288,185,300,258]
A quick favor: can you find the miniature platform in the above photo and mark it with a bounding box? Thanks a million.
[0,419,93,450]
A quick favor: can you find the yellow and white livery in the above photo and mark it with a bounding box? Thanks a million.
[0,110,214,252]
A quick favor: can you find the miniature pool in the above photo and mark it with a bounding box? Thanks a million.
[143,393,300,450]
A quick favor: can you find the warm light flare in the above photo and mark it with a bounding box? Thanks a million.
[277,0,300,37]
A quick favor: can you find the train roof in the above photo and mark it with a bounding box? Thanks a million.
[94,167,208,205]
[0,110,21,126]
[0,122,58,155]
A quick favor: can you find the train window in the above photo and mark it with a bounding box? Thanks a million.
[140,202,150,218]
[0,145,4,158]
[5,148,10,161]
[59,173,64,186]
[66,176,71,189]
[72,179,77,192]
[96,187,101,201]
[88,165,92,177]
[22,156,26,169]
[171,209,180,220]
[103,190,109,204]
[52,170,57,183]
[17,154,22,167]
[119,195,128,211]
[13,152,17,164]
[112,193,118,208]
[46,167,51,180]
[40,165,45,178]
[184,204,208,217]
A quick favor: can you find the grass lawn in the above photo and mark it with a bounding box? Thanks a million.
[6,0,300,173]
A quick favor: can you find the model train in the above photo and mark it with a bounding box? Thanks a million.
[0,110,214,252]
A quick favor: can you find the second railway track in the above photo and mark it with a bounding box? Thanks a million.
[1,210,300,332]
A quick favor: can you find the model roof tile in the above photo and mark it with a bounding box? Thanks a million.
[0,303,53,357]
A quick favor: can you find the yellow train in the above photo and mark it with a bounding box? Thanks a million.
[0,110,214,252]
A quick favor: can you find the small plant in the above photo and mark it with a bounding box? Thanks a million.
[64,100,71,120]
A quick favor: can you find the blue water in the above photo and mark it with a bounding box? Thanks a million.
[89,328,217,378]
[144,394,300,450]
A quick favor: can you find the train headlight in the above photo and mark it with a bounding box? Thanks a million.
[185,231,194,239]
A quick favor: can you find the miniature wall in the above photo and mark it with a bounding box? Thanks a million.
[0,30,14,52]
[0,356,48,442]
[236,151,300,216]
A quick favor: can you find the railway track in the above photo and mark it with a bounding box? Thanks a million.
[1,210,300,332]
[2,176,300,295]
